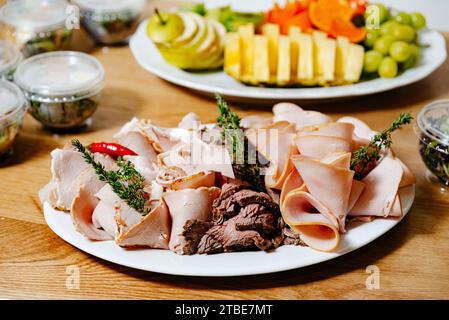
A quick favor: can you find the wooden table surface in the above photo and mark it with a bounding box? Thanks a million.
[1,0,449,300]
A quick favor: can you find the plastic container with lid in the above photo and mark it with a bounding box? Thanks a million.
[14,51,105,131]
[72,0,145,45]
[0,40,23,81]
[415,100,449,187]
[0,79,26,162]
[0,0,73,57]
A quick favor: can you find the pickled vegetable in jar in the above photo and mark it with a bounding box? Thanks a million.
[0,80,26,162]
[72,0,145,45]
[0,40,23,81]
[14,51,105,131]
[416,100,449,187]
[0,0,73,57]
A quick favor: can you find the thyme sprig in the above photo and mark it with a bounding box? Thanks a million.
[71,139,149,215]
[216,95,265,191]
[351,113,413,180]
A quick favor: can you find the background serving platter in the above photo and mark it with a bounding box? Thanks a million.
[130,20,446,103]
[44,185,414,277]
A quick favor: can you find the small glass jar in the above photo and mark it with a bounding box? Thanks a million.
[0,40,23,81]
[416,100,449,187]
[0,0,73,57]
[72,0,145,45]
[0,79,26,162]
[14,51,105,131]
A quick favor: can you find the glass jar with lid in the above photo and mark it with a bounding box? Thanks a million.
[416,100,449,187]
[0,79,26,162]
[72,0,145,45]
[0,0,73,57]
[14,51,105,131]
[0,40,23,81]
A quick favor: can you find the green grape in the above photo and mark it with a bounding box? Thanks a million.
[379,57,398,78]
[364,50,383,73]
[364,28,380,48]
[410,12,426,29]
[365,3,390,28]
[402,55,416,69]
[380,20,399,36]
[392,24,416,42]
[389,41,411,62]
[374,35,396,55]
[410,44,421,60]
[394,12,412,25]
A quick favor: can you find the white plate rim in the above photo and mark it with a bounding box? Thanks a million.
[129,19,447,101]
[43,185,415,277]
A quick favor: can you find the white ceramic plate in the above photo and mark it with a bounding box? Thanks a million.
[44,185,414,277]
[129,17,446,102]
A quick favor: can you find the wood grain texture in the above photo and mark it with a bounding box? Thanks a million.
[1,0,449,299]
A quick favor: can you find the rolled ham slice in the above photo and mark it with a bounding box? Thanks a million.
[280,169,303,207]
[291,156,354,231]
[338,116,376,140]
[164,187,221,254]
[282,187,340,252]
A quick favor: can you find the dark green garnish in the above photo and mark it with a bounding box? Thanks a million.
[216,94,265,190]
[351,112,413,179]
[71,139,149,215]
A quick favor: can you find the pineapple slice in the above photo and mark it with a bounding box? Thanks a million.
[277,35,291,85]
[253,35,270,84]
[262,23,280,79]
[289,26,301,82]
[316,38,336,84]
[224,32,241,79]
[344,43,364,83]
[335,36,350,85]
[238,24,255,83]
[297,33,314,83]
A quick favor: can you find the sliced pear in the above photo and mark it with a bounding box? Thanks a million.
[335,36,350,85]
[289,26,301,82]
[238,24,255,82]
[297,33,314,83]
[262,23,280,79]
[344,43,364,83]
[277,35,291,85]
[171,12,198,47]
[253,35,270,84]
[224,32,241,78]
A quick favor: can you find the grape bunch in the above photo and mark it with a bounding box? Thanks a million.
[363,3,426,78]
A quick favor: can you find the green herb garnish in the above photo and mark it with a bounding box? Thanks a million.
[216,94,265,190]
[351,113,413,180]
[71,139,149,215]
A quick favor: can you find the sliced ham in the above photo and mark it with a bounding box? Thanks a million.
[115,199,171,249]
[298,122,355,141]
[178,112,200,130]
[170,171,216,190]
[350,156,403,217]
[273,102,303,115]
[291,156,354,231]
[295,135,352,159]
[164,187,221,254]
[282,187,340,252]
[338,116,376,140]
[280,169,303,207]
[117,131,158,165]
[241,114,272,129]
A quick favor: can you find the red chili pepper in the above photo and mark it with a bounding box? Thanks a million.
[89,142,137,159]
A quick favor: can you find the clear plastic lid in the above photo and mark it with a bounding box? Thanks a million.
[0,79,25,119]
[417,100,449,146]
[0,0,69,32]
[0,40,22,74]
[73,0,145,13]
[14,51,105,102]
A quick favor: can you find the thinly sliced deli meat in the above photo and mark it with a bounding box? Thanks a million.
[298,122,355,142]
[295,135,352,159]
[291,156,354,231]
[350,156,403,217]
[280,169,303,207]
[170,171,216,190]
[282,187,340,252]
[117,131,158,165]
[164,187,221,254]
